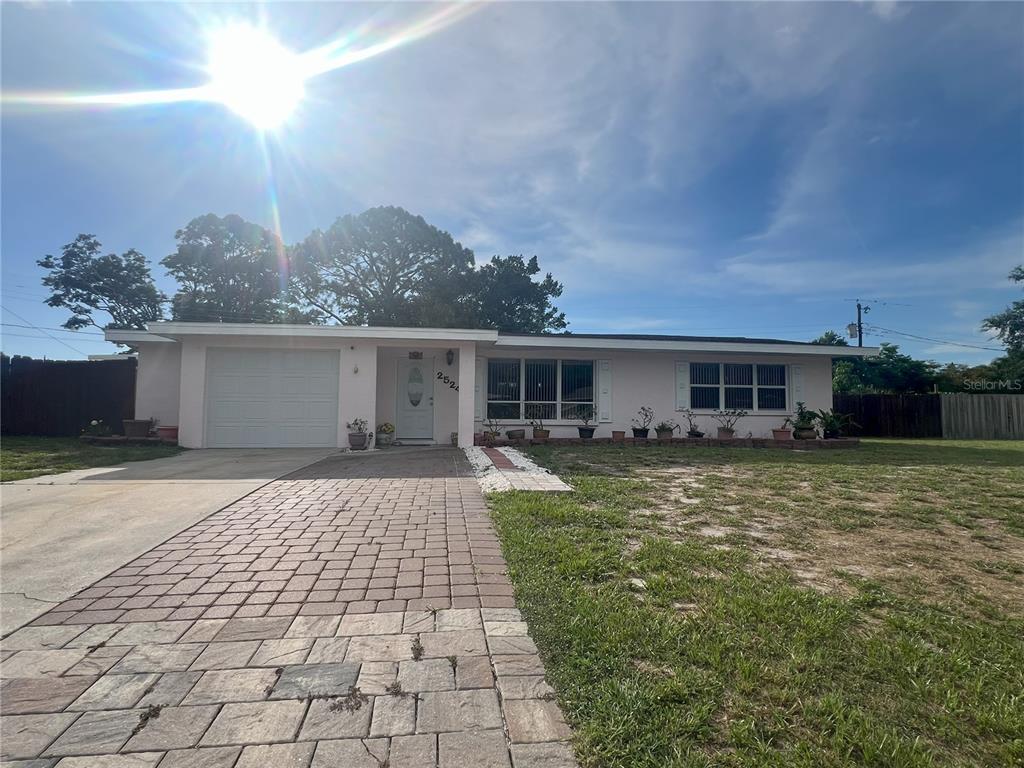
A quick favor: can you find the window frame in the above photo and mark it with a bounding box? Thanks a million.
[686,362,789,413]
[485,358,597,423]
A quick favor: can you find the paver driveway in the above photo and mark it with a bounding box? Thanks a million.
[0,448,577,767]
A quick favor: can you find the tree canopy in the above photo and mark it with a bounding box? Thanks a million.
[290,206,476,327]
[38,234,164,330]
[470,255,567,334]
[982,265,1024,353]
[162,213,314,323]
[811,330,850,346]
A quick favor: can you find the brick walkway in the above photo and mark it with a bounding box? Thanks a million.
[0,448,576,768]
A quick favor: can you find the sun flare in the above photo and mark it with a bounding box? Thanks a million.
[205,24,306,129]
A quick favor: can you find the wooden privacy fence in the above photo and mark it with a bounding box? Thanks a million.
[833,393,1024,439]
[940,393,1024,440]
[1,354,137,436]
[833,393,943,438]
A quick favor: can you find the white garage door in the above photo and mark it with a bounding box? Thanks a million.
[205,349,340,448]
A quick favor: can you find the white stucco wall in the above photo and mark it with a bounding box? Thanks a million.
[135,333,838,447]
[474,347,835,439]
[134,342,181,428]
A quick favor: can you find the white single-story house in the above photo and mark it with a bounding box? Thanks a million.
[105,323,877,449]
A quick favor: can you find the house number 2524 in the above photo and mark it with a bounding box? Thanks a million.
[436,372,459,391]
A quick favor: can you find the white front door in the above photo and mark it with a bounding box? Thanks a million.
[397,358,434,440]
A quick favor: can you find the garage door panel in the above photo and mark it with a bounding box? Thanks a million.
[206,349,340,448]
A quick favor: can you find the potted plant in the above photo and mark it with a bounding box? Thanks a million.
[156,423,179,442]
[122,417,153,438]
[483,418,502,445]
[347,418,372,450]
[791,402,817,440]
[631,406,654,439]
[82,419,112,438]
[611,430,625,442]
[654,420,679,440]
[712,409,747,439]
[376,422,395,447]
[505,428,527,440]
[680,409,704,438]
[815,409,858,439]
[574,406,597,439]
[526,405,550,440]
[772,418,793,441]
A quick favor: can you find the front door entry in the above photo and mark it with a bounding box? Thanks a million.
[397,358,435,440]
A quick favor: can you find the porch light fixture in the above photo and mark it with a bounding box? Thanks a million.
[446,349,455,366]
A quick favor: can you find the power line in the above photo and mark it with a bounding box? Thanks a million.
[1,307,89,355]
[1,332,111,344]
[865,324,1004,352]
[0,322,105,336]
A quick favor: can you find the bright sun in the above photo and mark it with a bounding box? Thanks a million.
[206,24,306,129]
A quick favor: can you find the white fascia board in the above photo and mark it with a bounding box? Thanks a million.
[104,329,175,344]
[494,335,879,357]
[145,322,500,343]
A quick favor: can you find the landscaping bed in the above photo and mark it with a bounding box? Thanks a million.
[0,436,183,482]
[487,439,1024,768]
[476,435,860,449]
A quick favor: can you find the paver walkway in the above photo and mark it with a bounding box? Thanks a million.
[0,448,577,768]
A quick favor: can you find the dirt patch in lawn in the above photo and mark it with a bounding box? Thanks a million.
[637,465,1024,613]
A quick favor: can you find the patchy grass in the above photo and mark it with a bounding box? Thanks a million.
[488,439,1024,768]
[0,436,182,482]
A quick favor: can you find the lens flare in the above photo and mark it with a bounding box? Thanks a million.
[206,24,305,129]
[1,4,481,131]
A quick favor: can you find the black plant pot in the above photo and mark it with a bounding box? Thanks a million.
[578,426,596,439]
[632,427,650,439]
[687,430,704,438]
[823,429,840,439]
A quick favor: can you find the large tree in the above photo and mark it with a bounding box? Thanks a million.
[833,343,938,394]
[38,234,164,330]
[163,213,314,323]
[291,206,476,326]
[982,265,1024,353]
[470,255,567,333]
[811,330,850,346]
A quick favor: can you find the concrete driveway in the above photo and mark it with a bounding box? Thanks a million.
[0,448,335,634]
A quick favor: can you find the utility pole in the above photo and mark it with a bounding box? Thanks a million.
[847,300,870,346]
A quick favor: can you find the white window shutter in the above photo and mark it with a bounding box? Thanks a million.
[790,364,804,409]
[474,358,485,421]
[598,360,612,422]
[675,362,689,411]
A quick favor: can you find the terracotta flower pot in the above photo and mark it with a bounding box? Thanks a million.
[156,425,178,442]
[533,428,551,440]
[611,430,625,442]
[717,427,736,439]
[655,429,675,440]
[772,428,793,441]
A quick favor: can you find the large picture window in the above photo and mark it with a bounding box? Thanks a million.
[687,362,787,411]
[486,358,596,421]
[486,359,521,419]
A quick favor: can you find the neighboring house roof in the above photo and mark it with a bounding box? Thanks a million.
[105,322,877,357]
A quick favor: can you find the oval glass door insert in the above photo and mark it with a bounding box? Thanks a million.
[407,366,424,407]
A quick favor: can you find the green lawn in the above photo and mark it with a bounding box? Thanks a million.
[0,436,183,482]
[488,440,1024,768]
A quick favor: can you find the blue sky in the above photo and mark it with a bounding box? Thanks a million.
[2,1,1022,363]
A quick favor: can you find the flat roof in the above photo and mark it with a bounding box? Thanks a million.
[105,323,877,356]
